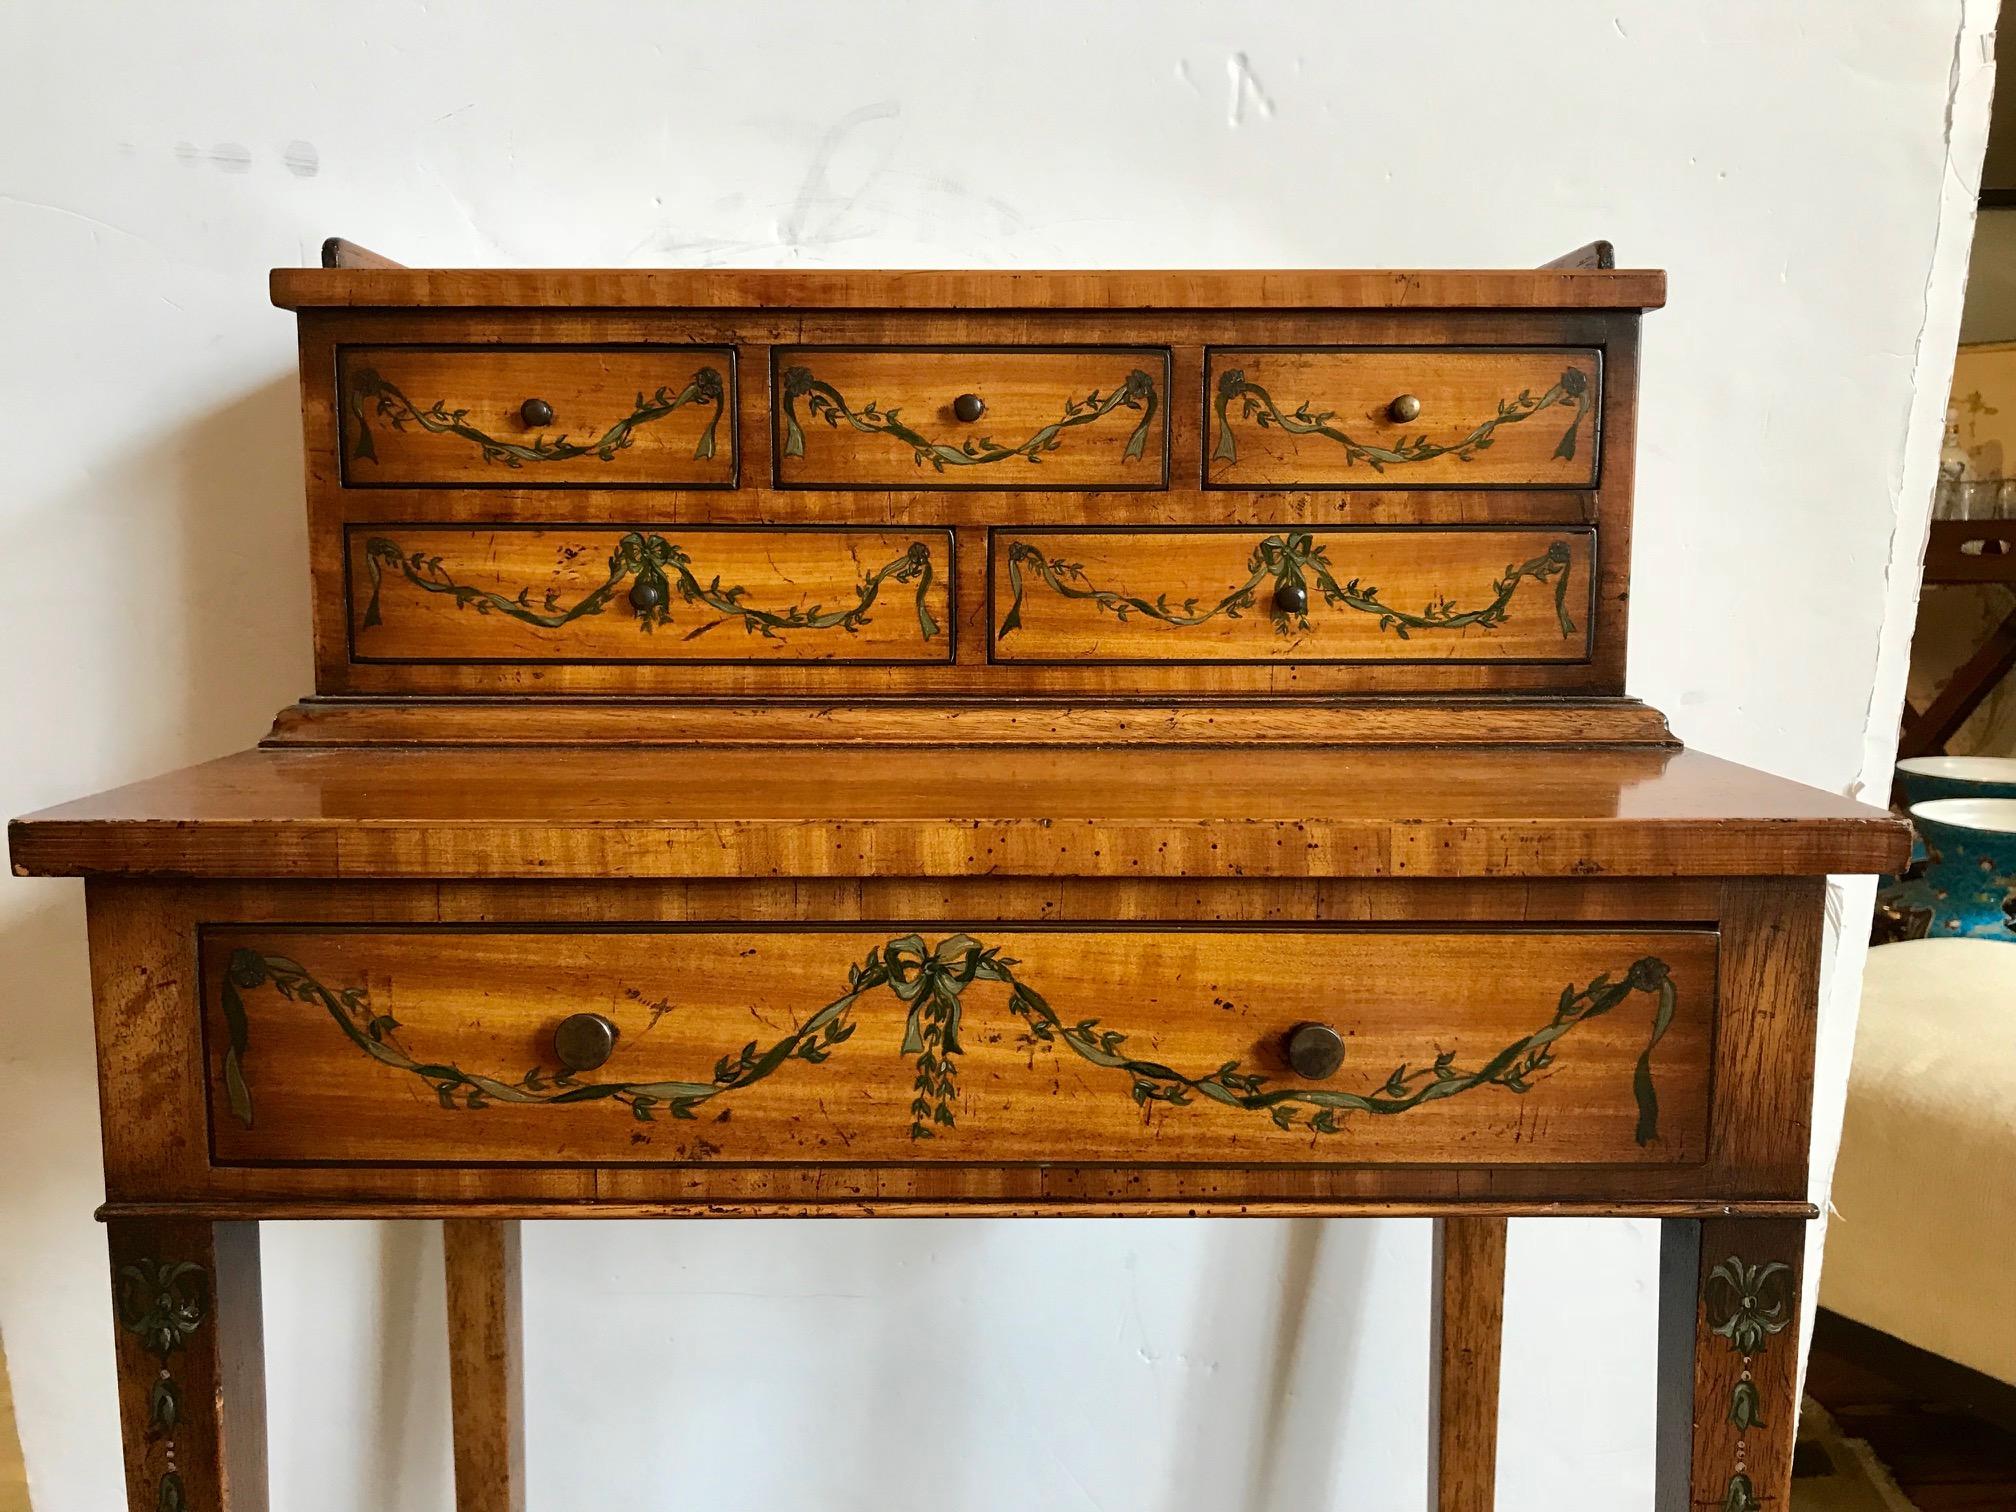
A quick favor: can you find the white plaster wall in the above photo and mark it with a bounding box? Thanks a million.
[0,3,1990,1507]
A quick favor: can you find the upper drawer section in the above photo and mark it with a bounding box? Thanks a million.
[337,345,736,487]
[774,347,1169,489]
[1206,347,1601,488]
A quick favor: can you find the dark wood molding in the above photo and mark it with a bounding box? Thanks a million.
[1539,239,1616,270]
[319,237,404,270]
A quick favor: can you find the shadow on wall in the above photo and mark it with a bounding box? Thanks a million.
[164,376,316,750]
[0,370,308,791]
[1164,1219,1379,1507]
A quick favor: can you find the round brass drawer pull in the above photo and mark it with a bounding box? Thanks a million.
[520,397,555,428]
[1274,582,1310,616]
[553,1012,619,1073]
[952,392,986,423]
[1387,393,1422,423]
[1284,1022,1345,1080]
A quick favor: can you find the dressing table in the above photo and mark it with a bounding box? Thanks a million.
[9,239,1908,1509]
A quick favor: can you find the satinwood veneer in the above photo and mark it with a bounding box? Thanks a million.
[10,241,1903,1510]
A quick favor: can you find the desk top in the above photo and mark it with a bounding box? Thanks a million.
[271,264,1668,312]
[10,743,1905,881]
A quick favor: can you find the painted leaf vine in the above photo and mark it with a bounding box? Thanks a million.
[358,532,940,643]
[218,938,1679,1146]
[997,531,1577,642]
[1212,365,1591,471]
[114,1256,208,1512]
[1705,1254,1796,1510]
[780,366,1159,471]
[347,366,725,467]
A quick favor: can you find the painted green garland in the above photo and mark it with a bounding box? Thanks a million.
[780,366,1158,472]
[358,533,940,643]
[1212,365,1590,471]
[114,1257,208,1512]
[219,937,1678,1146]
[1705,1255,1796,1511]
[346,366,725,467]
[998,532,1576,642]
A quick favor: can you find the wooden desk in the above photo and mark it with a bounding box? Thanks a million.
[9,244,1905,1509]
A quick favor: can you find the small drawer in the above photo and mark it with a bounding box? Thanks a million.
[347,525,950,664]
[990,527,1594,663]
[337,345,736,487]
[774,347,1169,488]
[1206,347,1601,488]
[203,926,1714,1166]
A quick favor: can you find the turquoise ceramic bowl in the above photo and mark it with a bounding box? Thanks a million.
[1896,756,2016,807]
[1875,798,2016,943]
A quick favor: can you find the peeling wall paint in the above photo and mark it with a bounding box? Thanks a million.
[0,2,1993,1508]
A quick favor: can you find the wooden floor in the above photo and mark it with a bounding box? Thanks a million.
[1806,1332,2016,1509]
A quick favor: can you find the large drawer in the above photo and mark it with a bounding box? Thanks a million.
[203,926,1714,1167]
[990,527,1594,663]
[1206,347,1601,488]
[774,347,1169,488]
[337,345,736,487]
[345,525,951,664]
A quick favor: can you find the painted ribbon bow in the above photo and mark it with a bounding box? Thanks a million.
[888,933,990,1059]
[886,933,1013,1138]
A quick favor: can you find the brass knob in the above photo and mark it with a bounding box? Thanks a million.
[629,578,666,611]
[952,393,986,423]
[1274,582,1310,615]
[1387,393,1422,423]
[1285,1023,1345,1080]
[553,1013,618,1073]
[520,397,555,428]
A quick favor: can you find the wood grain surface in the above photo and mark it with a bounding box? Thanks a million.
[1207,347,1600,487]
[443,1220,524,1512]
[76,875,1826,1214]
[10,746,1910,881]
[336,346,735,487]
[773,348,1169,488]
[1431,1216,1509,1512]
[107,1218,266,1512]
[345,526,951,664]
[990,527,1593,663]
[200,926,1714,1167]
[1658,1217,1808,1512]
[258,695,1682,748]
[33,255,1878,1508]
[272,266,1669,312]
[290,305,1642,701]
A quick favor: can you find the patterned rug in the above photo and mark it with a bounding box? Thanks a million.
[1792,1400,1920,1511]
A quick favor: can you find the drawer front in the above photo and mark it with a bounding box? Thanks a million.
[1206,347,1601,487]
[991,527,1594,663]
[774,348,1169,488]
[203,926,1713,1167]
[337,346,736,486]
[347,525,951,664]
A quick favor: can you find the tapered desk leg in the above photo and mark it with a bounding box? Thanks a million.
[107,1217,267,1510]
[444,1218,526,1512]
[1429,1216,1508,1511]
[1656,1217,1806,1512]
